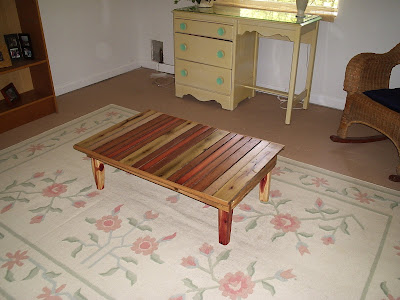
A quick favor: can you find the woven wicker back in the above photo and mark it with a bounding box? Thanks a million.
[344,43,400,93]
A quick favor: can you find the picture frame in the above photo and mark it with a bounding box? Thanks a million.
[18,33,34,59]
[1,83,20,106]
[4,34,22,60]
[0,37,12,68]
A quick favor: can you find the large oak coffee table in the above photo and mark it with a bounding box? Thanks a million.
[73,110,284,245]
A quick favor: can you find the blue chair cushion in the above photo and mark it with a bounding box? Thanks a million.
[363,88,400,113]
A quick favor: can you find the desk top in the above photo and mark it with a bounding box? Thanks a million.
[174,5,321,24]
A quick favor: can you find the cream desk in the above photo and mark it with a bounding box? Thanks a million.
[173,6,321,124]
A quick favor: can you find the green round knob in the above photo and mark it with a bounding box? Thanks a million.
[217,27,225,36]
[217,50,225,58]
[216,77,224,85]
[180,43,187,51]
[181,69,188,77]
[180,23,187,30]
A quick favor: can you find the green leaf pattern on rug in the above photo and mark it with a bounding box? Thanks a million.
[0,248,89,298]
[234,190,364,256]
[174,243,296,299]
[62,205,176,286]
[273,165,400,210]
[0,169,100,222]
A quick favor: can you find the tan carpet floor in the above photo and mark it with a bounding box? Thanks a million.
[0,67,398,191]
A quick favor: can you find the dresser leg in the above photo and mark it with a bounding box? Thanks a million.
[259,172,271,202]
[218,209,233,245]
[91,158,105,190]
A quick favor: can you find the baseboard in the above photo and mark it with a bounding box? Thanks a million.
[139,60,175,74]
[255,82,345,110]
[54,62,141,96]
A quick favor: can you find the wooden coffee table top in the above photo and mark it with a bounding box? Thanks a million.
[73,110,284,211]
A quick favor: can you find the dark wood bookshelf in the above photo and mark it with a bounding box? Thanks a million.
[0,0,57,134]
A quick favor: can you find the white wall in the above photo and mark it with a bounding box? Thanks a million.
[38,0,140,96]
[38,0,400,110]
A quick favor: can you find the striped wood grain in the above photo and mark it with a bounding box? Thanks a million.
[74,110,284,210]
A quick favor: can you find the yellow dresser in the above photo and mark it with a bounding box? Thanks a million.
[173,6,321,124]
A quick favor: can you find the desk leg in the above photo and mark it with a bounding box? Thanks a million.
[286,36,301,125]
[303,22,319,109]
[91,158,105,190]
[219,209,233,245]
[259,172,271,202]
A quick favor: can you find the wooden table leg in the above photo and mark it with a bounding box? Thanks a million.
[91,158,105,190]
[218,209,233,245]
[259,172,271,202]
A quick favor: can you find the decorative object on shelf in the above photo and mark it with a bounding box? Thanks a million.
[173,0,215,7]
[296,0,309,17]
[199,0,214,8]
[4,34,22,60]
[0,38,12,68]
[18,33,34,59]
[1,83,20,106]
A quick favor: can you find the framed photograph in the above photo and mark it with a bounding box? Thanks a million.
[0,37,12,68]
[4,34,22,60]
[1,83,20,106]
[18,33,34,59]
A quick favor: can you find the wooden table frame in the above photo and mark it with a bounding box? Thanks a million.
[74,110,284,245]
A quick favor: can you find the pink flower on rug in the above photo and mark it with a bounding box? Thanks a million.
[199,243,214,256]
[131,236,159,255]
[315,198,325,209]
[354,192,375,204]
[239,203,252,211]
[73,201,86,208]
[27,144,45,153]
[311,177,328,187]
[106,111,119,117]
[275,269,296,281]
[297,242,310,256]
[271,167,285,176]
[54,170,64,176]
[33,172,45,178]
[144,210,159,220]
[30,215,44,224]
[1,250,29,270]
[86,191,99,198]
[166,194,179,203]
[37,284,66,300]
[233,215,246,222]
[394,245,400,256]
[42,183,67,197]
[74,127,87,134]
[1,203,13,214]
[219,271,255,300]
[270,190,282,198]
[95,215,122,232]
[322,235,335,245]
[270,214,301,233]
[169,295,184,300]
[181,256,197,268]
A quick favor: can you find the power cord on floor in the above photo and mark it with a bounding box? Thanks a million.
[277,95,304,110]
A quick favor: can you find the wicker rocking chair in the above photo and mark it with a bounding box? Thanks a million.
[330,43,400,182]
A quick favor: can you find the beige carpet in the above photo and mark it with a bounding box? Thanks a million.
[0,105,399,299]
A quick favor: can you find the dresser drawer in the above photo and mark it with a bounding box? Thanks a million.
[174,18,233,40]
[175,59,231,95]
[175,33,233,69]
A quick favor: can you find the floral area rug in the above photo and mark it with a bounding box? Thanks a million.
[0,104,399,300]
